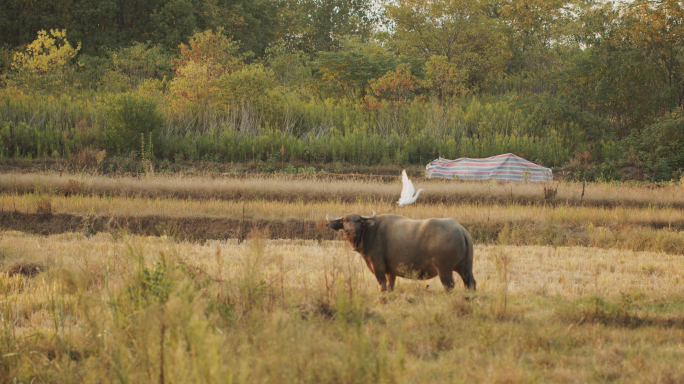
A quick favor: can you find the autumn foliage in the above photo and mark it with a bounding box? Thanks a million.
[170,29,243,108]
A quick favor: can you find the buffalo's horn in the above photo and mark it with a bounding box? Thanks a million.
[360,210,376,220]
[326,213,343,221]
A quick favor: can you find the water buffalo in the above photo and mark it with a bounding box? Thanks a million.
[326,211,476,292]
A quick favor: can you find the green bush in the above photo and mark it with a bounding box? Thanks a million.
[80,42,174,92]
[219,64,275,109]
[0,121,66,159]
[0,46,12,76]
[103,93,164,155]
[622,108,684,181]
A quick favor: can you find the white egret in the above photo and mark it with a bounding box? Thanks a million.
[397,170,424,207]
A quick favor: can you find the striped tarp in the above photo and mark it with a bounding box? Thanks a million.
[425,153,553,182]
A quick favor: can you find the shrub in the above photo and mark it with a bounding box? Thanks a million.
[265,43,312,90]
[169,60,222,107]
[369,63,421,104]
[174,28,242,76]
[109,42,174,87]
[103,93,164,155]
[0,46,13,76]
[219,64,275,109]
[424,55,468,100]
[169,29,244,115]
[314,40,398,100]
[622,108,684,181]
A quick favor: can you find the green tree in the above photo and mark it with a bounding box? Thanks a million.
[219,64,276,135]
[68,0,119,56]
[71,39,172,92]
[314,39,398,100]
[559,1,672,134]
[497,0,574,93]
[423,55,467,101]
[0,46,12,77]
[0,0,73,50]
[194,0,245,33]
[623,0,684,109]
[194,0,281,58]
[0,0,185,56]
[499,0,569,51]
[151,0,198,52]
[114,0,167,48]
[282,0,380,53]
[387,0,508,92]
[265,42,312,91]
[110,43,173,83]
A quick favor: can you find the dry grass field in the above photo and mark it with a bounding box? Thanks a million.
[1,173,684,383]
[2,172,684,208]
[1,232,684,383]
[2,191,683,254]
[3,191,684,226]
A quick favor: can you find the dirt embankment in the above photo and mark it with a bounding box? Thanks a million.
[3,212,684,255]
[0,212,336,242]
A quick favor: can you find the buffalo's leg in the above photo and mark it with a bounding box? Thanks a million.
[374,269,389,292]
[455,264,477,291]
[386,274,396,291]
[438,271,456,292]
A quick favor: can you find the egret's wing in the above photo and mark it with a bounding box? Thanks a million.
[400,170,410,200]
[400,170,415,200]
[407,178,415,198]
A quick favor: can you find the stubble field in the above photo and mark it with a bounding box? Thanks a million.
[1,173,684,383]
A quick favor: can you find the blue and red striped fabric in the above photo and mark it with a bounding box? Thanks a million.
[425,153,553,182]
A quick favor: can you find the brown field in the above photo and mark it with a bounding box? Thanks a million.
[2,188,684,254]
[2,172,684,208]
[2,232,684,382]
[2,173,684,382]
[3,188,684,229]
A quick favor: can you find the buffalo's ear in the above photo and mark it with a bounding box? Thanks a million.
[363,219,375,228]
[327,220,343,231]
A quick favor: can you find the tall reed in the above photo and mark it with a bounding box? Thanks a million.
[0,90,573,166]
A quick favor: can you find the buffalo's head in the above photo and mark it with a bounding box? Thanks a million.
[326,211,376,250]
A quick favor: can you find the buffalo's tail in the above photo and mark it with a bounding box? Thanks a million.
[461,230,476,290]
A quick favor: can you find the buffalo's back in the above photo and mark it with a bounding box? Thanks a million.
[379,217,468,274]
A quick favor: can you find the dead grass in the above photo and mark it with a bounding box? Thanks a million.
[1,172,683,381]
[2,192,683,229]
[2,260,46,277]
[1,172,683,208]
[70,148,106,170]
[1,231,684,382]
[2,191,684,254]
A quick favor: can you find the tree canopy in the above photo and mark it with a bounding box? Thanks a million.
[1,0,684,179]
